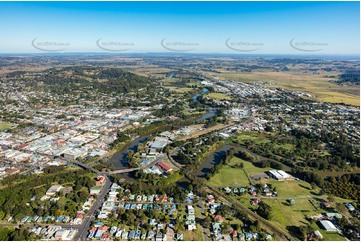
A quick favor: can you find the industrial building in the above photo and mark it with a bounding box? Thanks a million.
[268,170,293,181]
[319,220,338,232]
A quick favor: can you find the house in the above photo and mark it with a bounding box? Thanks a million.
[187,205,195,214]
[46,185,63,196]
[345,203,355,212]
[157,162,173,173]
[97,211,109,219]
[187,224,197,230]
[245,232,253,240]
[88,227,97,239]
[214,215,223,223]
[156,233,164,241]
[224,187,231,193]
[128,230,135,240]
[314,230,323,239]
[288,198,295,205]
[149,219,157,226]
[231,230,238,238]
[90,187,102,195]
[322,201,332,208]
[147,230,155,240]
[135,230,141,240]
[325,213,342,219]
[121,231,128,240]
[263,187,272,196]
[212,223,221,233]
[95,176,106,187]
[54,229,65,240]
[250,198,261,205]
[76,211,84,219]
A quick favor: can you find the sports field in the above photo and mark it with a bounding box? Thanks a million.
[0,122,12,131]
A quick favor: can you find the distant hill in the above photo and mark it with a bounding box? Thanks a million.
[2,66,153,97]
[334,69,360,85]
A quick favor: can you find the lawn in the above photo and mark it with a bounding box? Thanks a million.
[165,86,193,93]
[233,133,270,145]
[261,198,320,229]
[207,157,270,187]
[205,92,232,101]
[208,166,250,187]
[0,122,12,131]
[233,133,296,152]
[263,180,315,198]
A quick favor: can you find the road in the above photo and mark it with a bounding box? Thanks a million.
[74,176,111,240]
[62,159,111,240]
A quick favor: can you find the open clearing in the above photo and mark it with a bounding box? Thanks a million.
[207,157,269,187]
[205,92,232,100]
[0,122,12,130]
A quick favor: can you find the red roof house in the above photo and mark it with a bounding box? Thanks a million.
[157,162,173,173]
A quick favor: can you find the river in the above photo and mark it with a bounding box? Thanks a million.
[107,136,148,170]
[194,88,217,121]
[108,87,217,172]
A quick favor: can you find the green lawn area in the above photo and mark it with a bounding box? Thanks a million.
[263,180,315,198]
[205,92,232,101]
[321,232,347,241]
[241,159,270,175]
[207,157,269,187]
[208,166,250,187]
[0,122,12,131]
[261,198,321,228]
[165,86,193,93]
[233,133,270,145]
[232,132,295,152]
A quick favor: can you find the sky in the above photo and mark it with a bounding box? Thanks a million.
[0,1,359,55]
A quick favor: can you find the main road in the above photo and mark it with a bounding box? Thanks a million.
[74,175,111,240]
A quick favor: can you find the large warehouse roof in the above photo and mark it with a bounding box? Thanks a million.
[320,220,337,231]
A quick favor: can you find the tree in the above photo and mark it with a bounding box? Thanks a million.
[257,202,273,220]
[203,216,212,228]
[327,195,335,203]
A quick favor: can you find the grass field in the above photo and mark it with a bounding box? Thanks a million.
[205,92,232,101]
[208,166,250,187]
[233,133,271,145]
[207,157,270,187]
[165,86,193,93]
[0,122,12,131]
